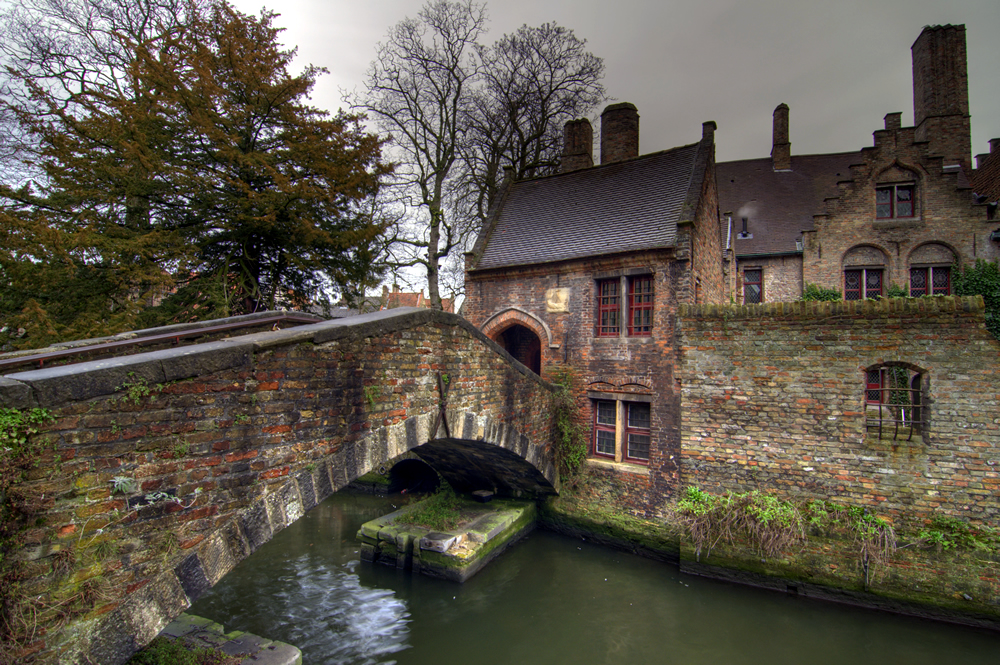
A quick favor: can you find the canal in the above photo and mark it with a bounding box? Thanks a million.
[190,491,1000,664]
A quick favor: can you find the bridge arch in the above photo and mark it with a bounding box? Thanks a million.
[0,308,555,664]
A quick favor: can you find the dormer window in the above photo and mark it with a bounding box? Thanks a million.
[876,184,915,219]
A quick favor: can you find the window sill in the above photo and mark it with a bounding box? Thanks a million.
[873,217,921,230]
[864,433,924,448]
[592,335,654,342]
[586,458,650,476]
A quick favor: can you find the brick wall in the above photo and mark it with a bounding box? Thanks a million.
[2,309,554,663]
[465,250,686,515]
[678,296,1000,524]
[735,256,802,304]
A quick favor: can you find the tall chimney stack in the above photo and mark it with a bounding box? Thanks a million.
[771,103,791,171]
[600,102,639,164]
[912,24,971,174]
[560,118,594,173]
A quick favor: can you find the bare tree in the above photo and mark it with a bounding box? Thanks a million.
[358,5,606,306]
[467,22,606,219]
[355,0,486,310]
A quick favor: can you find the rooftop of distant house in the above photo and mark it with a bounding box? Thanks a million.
[382,284,454,313]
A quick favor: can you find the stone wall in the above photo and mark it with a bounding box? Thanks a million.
[1,309,554,664]
[678,296,1000,524]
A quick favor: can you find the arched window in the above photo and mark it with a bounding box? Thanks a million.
[843,245,888,300]
[865,364,924,441]
[908,244,956,296]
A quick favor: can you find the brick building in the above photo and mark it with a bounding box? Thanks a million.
[463,103,723,508]
[721,24,999,304]
[381,284,455,312]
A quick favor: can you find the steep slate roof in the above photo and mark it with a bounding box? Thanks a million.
[974,147,1000,203]
[474,142,702,270]
[717,151,861,256]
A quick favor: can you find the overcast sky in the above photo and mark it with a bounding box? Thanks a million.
[230,0,1000,164]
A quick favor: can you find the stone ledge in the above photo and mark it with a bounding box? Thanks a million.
[586,458,651,476]
[157,612,302,665]
[679,295,986,321]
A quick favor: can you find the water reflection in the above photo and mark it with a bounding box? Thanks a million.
[191,494,411,664]
[190,492,1000,665]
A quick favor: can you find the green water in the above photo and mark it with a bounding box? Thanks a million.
[190,492,1000,664]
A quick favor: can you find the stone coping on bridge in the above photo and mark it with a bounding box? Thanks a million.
[0,307,550,409]
[0,309,327,360]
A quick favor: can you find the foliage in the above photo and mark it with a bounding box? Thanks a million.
[0,407,54,453]
[952,259,1000,339]
[800,283,842,301]
[548,366,588,477]
[394,485,465,531]
[0,407,55,652]
[111,476,140,495]
[127,636,242,665]
[917,515,1000,553]
[884,283,908,298]
[675,487,803,560]
[116,373,154,406]
[0,0,390,349]
[358,0,606,307]
[846,506,896,588]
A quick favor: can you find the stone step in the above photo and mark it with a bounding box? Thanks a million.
[157,612,302,665]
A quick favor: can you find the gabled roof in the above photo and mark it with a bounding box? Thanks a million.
[471,140,706,271]
[718,152,861,256]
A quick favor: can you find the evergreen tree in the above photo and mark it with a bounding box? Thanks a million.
[0,0,389,348]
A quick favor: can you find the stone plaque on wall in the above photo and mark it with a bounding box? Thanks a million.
[545,288,570,312]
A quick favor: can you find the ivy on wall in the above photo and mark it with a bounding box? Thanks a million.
[953,259,1000,339]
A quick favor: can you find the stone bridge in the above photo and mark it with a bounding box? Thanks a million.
[0,308,556,664]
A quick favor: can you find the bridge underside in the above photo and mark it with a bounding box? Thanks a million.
[413,437,557,498]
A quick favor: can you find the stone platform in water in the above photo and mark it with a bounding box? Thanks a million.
[157,613,302,664]
[357,498,536,582]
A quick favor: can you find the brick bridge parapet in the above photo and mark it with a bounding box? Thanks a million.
[0,308,555,664]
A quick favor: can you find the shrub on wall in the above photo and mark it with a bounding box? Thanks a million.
[800,283,842,301]
[952,259,1000,339]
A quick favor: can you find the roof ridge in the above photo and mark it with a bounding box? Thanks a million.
[512,140,702,186]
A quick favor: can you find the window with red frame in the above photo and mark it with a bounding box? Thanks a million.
[625,402,650,462]
[743,268,763,304]
[628,276,653,335]
[593,400,616,457]
[909,266,950,297]
[876,184,915,219]
[596,279,620,336]
[844,268,883,300]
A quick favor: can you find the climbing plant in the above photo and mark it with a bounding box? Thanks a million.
[548,366,588,477]
[952,259,1000,339]
[0,407,56,655]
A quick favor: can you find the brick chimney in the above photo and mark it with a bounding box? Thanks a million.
[560,118,594,172]
[771,103,791,171]
[912,24,971,174]
[600,102,639,164]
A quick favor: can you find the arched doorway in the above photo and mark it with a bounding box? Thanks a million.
[496,324,541,375]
